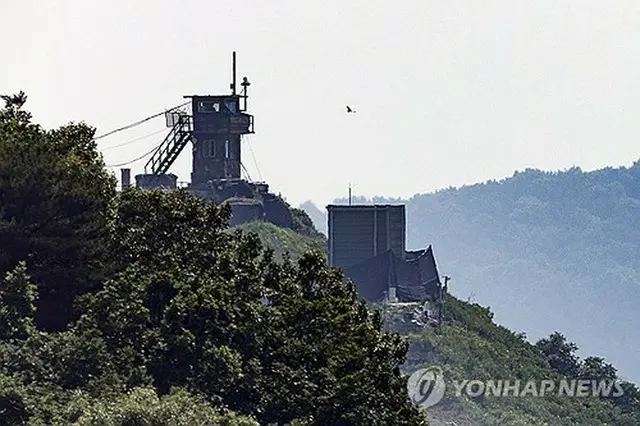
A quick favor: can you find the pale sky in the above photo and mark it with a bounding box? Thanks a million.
[2,0,640,207]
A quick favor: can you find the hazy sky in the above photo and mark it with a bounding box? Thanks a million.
[2,0,640,207]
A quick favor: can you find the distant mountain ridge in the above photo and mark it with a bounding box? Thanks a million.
[301,160,640,383]
[299,200,327,235]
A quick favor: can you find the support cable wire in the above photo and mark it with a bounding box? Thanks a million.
[105,141,164,168]
[245,135,263,181]
[240,162,252,182]
[94,101,189,140]
[100,128,167,152]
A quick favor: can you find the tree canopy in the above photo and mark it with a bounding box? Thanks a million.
[0,93,426,425]
[0,92,116,331]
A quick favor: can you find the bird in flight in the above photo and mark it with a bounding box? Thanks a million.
[346,105,356,113]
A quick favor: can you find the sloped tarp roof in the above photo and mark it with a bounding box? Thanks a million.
[343,246,441,303]
[397,246,441,301]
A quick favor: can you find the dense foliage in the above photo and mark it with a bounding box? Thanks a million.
[0,95,426,425]
[231,220,326,262]
[0,92,116,331]
[290,207,326,240]
[323,162,640,384]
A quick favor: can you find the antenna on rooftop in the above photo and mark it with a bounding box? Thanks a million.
[348,183,352,205]
[230,51,237,95]
[229,51,251,111]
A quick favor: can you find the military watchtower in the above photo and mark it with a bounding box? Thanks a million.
[140,52,254,188]
[134,52,294,229]
[186,53,254,186]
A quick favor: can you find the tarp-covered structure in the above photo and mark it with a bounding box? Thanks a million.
[343,245,441,303]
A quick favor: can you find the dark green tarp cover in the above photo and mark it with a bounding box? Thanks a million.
[343,245,440,302]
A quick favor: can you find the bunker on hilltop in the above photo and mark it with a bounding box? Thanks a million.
[327,203,445,304]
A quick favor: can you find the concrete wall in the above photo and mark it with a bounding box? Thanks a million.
[263,193,294,228]
[207,179,255,203]
[228,202,265,226]
[135,173,178,190]
[187,180,293,228]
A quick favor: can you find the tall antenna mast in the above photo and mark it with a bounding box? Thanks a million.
[231,51,237,95]
[230,51,237,95]
[349,183,352,205]
[230,51,251,111]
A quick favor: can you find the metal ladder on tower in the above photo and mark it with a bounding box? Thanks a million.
[145,114,193,174]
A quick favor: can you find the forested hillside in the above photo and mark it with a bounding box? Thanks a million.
[0,93,424,425]
[237,219,640,424]
[393,297,640,425]
[4,91,639,425]
[229,206,326,262]
[310,162,640,384]
[233,215,640,424]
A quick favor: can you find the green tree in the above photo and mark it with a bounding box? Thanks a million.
[0,374,29,426]
[79,188,427,425]
[0,262,36,340]
[578,356,617,381]
[535,332,580,377]
[615,381,640,413]
[0,93,116,331]
[0,92,31,123]
[69,387,259,426]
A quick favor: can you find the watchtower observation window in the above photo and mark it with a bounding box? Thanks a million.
[197,101,220,113]
[225,100,238,113]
